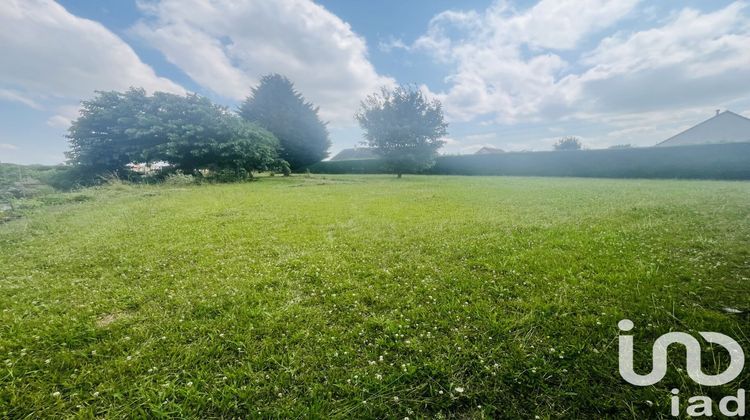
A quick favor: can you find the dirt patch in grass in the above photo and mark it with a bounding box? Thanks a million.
[95,312,130,328]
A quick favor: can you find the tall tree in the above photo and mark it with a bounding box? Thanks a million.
[356,86,448,178]
[239,74,330,170]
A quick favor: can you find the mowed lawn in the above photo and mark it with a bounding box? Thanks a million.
[1,175,748,418]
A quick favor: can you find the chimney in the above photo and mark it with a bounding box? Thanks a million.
[716,109,720,116]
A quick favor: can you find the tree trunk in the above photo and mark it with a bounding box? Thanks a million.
[397,173,402,179]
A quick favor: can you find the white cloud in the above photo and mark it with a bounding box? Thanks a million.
[0,0,183,109]
[379,37,410,53]
[0,89,43,110]
[485,0,640,50]
[569,3,750,114]
[132,0,395,124]
[441,137,460,146]
[582,3,749,76]
[46,115,72,129]
[411,0,750,133]
[412,0,639,122]
[0,143,18,151]
[462,133,498,143]
[46,105,82,129]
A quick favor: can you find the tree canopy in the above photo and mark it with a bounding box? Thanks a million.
[554,136,583,151]
[356,86,448,177]
[66,88,280,177]
[239,74,330,170]
[66,89,151,174]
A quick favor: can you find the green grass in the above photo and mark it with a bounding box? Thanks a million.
[1,175,748,418]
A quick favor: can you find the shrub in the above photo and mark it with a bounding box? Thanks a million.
[201,168,252,183]
[45,166,105,190]
[163,171,196,186]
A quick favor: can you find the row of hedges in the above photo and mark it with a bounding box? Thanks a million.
[308,142,750,180]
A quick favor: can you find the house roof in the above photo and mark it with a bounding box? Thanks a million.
[474,146,504,155]
[656,110,750,147]
[329,148,378,161]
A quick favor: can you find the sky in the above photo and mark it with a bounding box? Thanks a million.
[1,0,750,164]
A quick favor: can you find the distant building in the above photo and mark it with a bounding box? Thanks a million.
[474,146,504,155]
[329,148,378,161]
[656,110,750,147]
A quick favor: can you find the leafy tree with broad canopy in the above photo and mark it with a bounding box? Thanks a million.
[66,88,280,178]
[66,89,152,174]
[356,86,448,178]
[239,74,330,170]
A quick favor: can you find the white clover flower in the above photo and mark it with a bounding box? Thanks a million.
[52,391,61,397]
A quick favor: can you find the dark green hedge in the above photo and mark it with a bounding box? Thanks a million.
[309,143,750,180]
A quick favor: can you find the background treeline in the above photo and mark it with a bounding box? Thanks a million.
[0,163,68,193]
[1,164,56,189]
[0,163,71,222]
[309,142,750,180]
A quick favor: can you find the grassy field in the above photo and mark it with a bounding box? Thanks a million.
[1,175,748,418]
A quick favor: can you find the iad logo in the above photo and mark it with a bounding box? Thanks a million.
[618,319,744,386]
[618,319,746,417]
